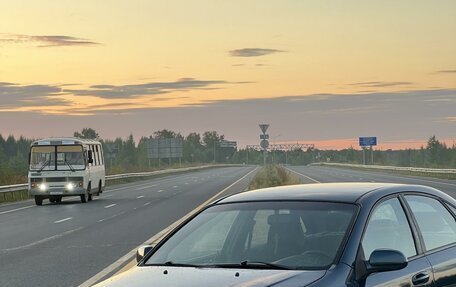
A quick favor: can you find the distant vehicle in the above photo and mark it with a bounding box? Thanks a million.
[95,183,456,287]
[28,137,105,205]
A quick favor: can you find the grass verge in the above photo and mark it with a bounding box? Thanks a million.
[248,165,301,190]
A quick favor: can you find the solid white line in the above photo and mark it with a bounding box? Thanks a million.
[0,205,34,215]
[104,204,116,209]
[157,190,164,193]
[54,217,72,224]
[136,195,144,199]
[78,166,258,287]
[285,167,321,183]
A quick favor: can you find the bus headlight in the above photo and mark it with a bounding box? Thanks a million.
[66,182,76,191]
[39,184,47,192]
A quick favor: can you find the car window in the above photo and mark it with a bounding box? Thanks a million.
[362,198,416,259]
[146,201,356,270]
[405,196,456,251]
[165,210,240,263]
[447,204,456,217]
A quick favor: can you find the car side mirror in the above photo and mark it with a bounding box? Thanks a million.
[366,249,408,275]
[136,245,154,263]
[87,150,93,164]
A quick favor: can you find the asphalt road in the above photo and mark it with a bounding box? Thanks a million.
[0,166,257,287]
[285,165,456,199]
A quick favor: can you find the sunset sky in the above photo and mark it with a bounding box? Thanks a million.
[1,0,455,149]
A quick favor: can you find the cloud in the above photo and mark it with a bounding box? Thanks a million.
[65,78,238,99]
[0,82,68,108]
[229,48,285,57]
[347,81,413,88]
[434,70,456,74]
[0,33,100,47]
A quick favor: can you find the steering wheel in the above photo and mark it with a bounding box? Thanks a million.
[273,250,333,266]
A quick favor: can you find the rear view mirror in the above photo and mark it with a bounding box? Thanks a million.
[136,245,154,263]
[366,249,408,274]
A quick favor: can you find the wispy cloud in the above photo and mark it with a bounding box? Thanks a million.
[0,33,100,47]
[347,81,413,88]
[65,78,237,99]
[229,48,285,57]
[0,82,68,108]
[434,70,456,74]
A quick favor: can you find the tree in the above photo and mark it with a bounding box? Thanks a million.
[202,131,224,162]
[153,129,180,139]
[74,128,99,139]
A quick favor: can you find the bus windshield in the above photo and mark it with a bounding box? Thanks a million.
[30,145,85,171]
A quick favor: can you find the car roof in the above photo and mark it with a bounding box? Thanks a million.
[217,182,428,204]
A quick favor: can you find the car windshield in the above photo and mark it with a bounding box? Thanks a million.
[146,201,356,270]
[30,145,85,171]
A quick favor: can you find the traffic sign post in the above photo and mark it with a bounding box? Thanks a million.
[359,137,377,165]
[259,124,269,166]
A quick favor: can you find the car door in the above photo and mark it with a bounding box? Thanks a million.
[404,195,456,287]
[361,197,434,287]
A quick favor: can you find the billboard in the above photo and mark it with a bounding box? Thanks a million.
[147,138,183,159]
[359,137,377,147]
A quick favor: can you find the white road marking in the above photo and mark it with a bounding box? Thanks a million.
[285,167,321,183]
[143,202,151,206]
[136,195,144,199]
[133,184,157,191]
[157,190,164,193]
[173,186,178,188]
[0,205,34,215]
[3,227,83,252]
[185,182,189,185]
[54,217,72,224]
[104,204,116,209]
[79,166,259,287]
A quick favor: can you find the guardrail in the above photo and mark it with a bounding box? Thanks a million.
[0,164,227,194]
[312,162,456,174]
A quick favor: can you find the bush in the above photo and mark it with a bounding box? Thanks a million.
[249,165,301,190]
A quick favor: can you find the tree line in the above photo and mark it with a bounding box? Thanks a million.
[0,129,454,185]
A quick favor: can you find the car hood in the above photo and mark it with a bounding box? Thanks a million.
[93,266,326,287]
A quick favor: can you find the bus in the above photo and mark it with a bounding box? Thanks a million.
[28,137,106,205]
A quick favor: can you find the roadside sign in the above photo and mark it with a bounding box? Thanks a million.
[259,124,269,134]
[260,139,269,149]
[359,137,377,147]
[260,134,269,140]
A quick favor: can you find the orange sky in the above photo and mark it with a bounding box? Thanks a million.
[0,1,455,149]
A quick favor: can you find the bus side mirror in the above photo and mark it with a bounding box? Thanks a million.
[88,150,94,164]
[28,152,31,165]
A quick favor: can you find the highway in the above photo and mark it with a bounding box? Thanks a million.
[0,166,257,287]
[2,164,455,287]
[285,165,456,199]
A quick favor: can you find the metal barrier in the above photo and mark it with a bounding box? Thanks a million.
[312,162,456,174]
[0,165,226,194]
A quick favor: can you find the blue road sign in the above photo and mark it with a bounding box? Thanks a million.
[359,137,377,147]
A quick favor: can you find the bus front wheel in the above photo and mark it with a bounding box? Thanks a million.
[34,196,43,206]
[81,184,91,203]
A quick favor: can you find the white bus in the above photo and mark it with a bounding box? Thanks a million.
[28,137,106,205]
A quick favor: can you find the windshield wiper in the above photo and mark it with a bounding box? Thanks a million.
[64,159,75,172]
[207,261,292,270]
[38,159,51,172]
[153,261,202,268]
